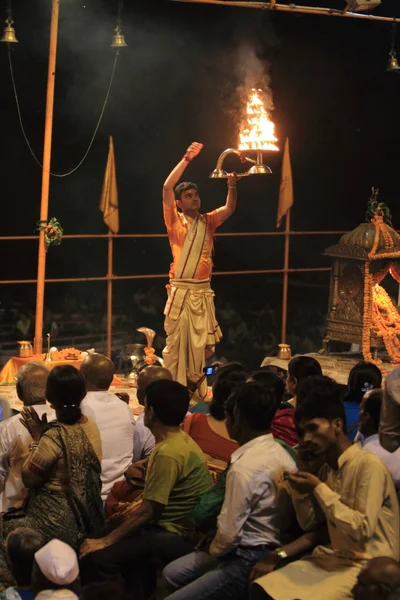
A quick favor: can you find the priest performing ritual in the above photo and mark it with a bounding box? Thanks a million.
[162,142,237,397]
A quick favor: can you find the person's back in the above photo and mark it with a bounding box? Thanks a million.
[359,389,400,488]
[344,361,382,442]
[145,429,212,536]
[80,354,134,500]
[0,363,55,511]
[184,413,238,463]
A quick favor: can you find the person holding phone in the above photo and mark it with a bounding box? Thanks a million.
[162,142,238,399]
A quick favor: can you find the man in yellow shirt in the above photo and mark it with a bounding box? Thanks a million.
[162,142,237,397]
[80,380,212,596]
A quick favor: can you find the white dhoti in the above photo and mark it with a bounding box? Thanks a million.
[162,278,222,398]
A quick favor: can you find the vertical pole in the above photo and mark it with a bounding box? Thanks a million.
[281,209,291,344]
[33,0,60,354]
[107,231,113,358]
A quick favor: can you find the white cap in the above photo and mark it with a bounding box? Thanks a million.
[34,540,79,586]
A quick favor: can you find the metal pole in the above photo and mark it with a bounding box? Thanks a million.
[281,209,291,344]
[170,0,400,23]
[33,0,60,354]
[107,231,113,358]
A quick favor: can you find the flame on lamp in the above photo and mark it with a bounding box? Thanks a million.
[238,89,279,152]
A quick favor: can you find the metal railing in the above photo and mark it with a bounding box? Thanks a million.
[0,228,345,358]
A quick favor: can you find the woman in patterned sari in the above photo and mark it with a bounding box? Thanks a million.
[0,365,104,584]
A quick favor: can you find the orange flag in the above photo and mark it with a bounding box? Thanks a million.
[276,138,293,229]
[100,136,119,234]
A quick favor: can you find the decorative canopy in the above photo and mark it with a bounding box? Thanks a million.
[325,222,400,261]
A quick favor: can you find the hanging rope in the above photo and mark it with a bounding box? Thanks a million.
[7,46,119,177]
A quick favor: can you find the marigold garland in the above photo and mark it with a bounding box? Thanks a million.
[371,285,400,364]
[362,262,379,364]
[35,217,64,251]
[144,346,156,366]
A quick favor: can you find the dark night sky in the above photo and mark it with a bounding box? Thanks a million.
[1,0,400,306]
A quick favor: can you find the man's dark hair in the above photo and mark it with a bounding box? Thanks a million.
[6,528,46,587]
[210,363,247,421]
[174,181,199,200]
[145,379,189,426]
[251,370,285,405]
[231,380,278,431]
[288,356,322,382]
[363,389,384,432]
[295,379,346,431]
[297,375,339,409]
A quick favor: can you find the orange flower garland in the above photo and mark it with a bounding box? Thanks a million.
[371,284,400,364]
[362,262,379,364]
[144,347,156,366]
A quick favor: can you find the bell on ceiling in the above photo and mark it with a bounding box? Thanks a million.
[387,51,400,72]
[111,25,127,48]
[0,18,18,44]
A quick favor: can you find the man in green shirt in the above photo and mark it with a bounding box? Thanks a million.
[80,379,212,593]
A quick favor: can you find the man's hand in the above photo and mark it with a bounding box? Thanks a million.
[250,552,281,581]
[20,407,48,442]
[227,172,238,188]
[288,471,321,494]
[186,370,206,394]
[185,142,203,161]
[296,445,325,475]
[80,537,109,559]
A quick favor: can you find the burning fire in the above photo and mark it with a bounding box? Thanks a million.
[239,89,279,152]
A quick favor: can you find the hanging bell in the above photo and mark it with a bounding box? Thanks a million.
[387,52,400,72]
[111,26,127,48]
[0,18,18,44]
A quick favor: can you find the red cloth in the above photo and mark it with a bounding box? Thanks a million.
[271,407,298,447]
[184,413,238,463]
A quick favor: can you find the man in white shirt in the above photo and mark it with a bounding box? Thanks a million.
[163,380,296,600]
[0,362,55,511]
[80,353,134,501]
[359,388,400,487]
[133,365,172,463]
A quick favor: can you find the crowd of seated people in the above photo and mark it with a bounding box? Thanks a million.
[0,352,399,600]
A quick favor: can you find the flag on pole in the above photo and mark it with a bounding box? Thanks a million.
[100,136,119,234]
[276,138,293,229]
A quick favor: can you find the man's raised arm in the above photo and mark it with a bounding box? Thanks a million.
[163,142,203,207]
[216,173,238,223]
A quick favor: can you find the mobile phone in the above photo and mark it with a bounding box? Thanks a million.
[203,366,217,376]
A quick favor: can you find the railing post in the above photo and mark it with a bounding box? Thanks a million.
[107,231,113,358]
[281,209,291,344]
[33,0,60,354]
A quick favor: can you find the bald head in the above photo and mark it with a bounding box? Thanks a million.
[16,362,50,406]
[80,353,115,391]
[137,366,172,405]
[353,557,400,600]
